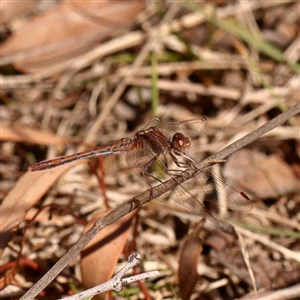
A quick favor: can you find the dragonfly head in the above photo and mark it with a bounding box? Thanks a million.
[172,133,191,154]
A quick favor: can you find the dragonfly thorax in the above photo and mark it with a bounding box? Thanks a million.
[134,128,169,153]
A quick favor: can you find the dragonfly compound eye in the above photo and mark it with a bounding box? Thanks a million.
[172,133,191,151]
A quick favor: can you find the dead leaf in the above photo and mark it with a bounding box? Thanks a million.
[81,209,137,300]
[1,126,68,145]
[1,0,144,73]
[178,220,204,300]
[0,0,35,24]
[223,149,299,199]
[205,231,236,253]
[0,162,80,257]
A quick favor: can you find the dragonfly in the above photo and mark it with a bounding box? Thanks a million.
[29,117,252,223]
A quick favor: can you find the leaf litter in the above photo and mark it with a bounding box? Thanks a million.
[1,1,300,299]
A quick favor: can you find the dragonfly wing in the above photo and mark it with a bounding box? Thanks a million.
[126,143,156,180]
[176,168,253,212]
[140,118,161,131]
[170,179,218,224]
[157,118,207,140]
[126,139,171,184]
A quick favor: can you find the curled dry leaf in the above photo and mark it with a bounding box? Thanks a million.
[223,149,299,199]
[1,0,145,73]
[178,220,205,300]
[81,209,137,300]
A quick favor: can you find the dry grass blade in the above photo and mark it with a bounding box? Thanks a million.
[1,126,69,145]
[233,226,300,263]
[236,230,257,297]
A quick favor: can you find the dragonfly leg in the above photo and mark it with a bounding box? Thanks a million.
[169,150,196,169]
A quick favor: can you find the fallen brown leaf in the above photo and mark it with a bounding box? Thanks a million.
[1,0,144,73]
[81,209,137,300]
[178,220,205,300]
[223,149,299,199]
[205,231,236,253]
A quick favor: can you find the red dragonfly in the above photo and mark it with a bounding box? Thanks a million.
[29,117,252,223]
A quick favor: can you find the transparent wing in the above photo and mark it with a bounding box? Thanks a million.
[126,142,157,181]
[156,118,207,140]
[139,118,162,131]
[127,144,177,185]
[170,181,219,224]
[171,168,253,212]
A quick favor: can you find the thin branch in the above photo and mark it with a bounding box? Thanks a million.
[59,252,159,300]
[20,102,300,300]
